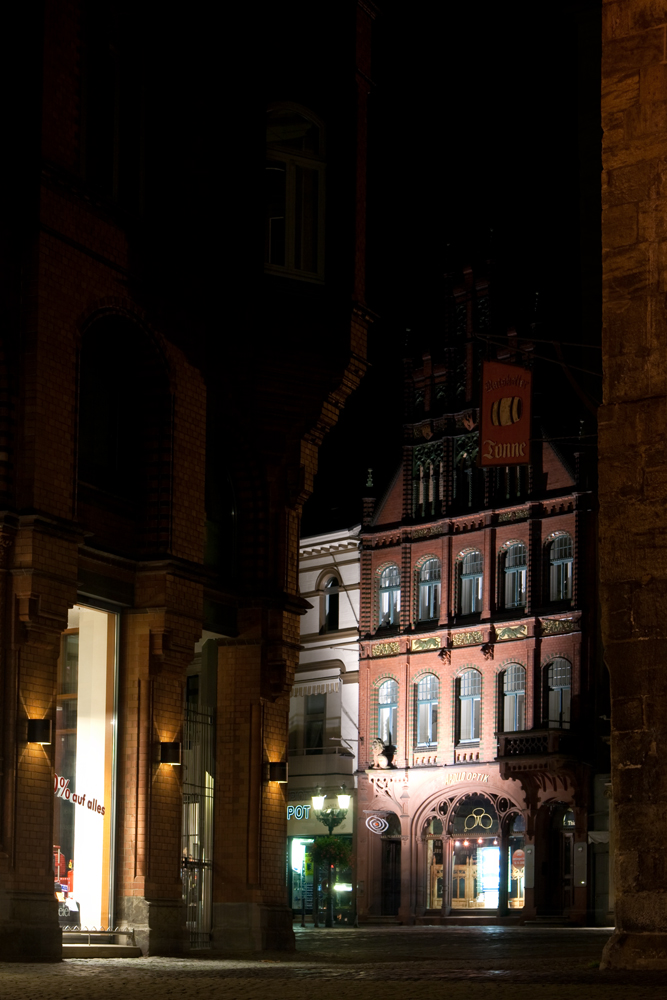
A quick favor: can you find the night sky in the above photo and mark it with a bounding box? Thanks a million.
[301,1,601,536]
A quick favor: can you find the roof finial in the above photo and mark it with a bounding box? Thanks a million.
[365,468,374,489]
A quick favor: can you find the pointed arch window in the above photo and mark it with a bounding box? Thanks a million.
[549,534,573,601]
[502,542,527,609]
[458,669,481,742]
[459,550,483,615]
[379,564,401,627]
[502,664,526,732]
[378,679,398,744]
[418,559,441,621]
[546,658,571,729]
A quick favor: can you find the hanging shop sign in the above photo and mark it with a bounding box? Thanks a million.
[365,815,389,835]
[54,773,105,816]
[479,361,531,467]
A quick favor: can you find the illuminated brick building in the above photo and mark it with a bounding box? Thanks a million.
[355,273,610,925]
[0,0,375,959]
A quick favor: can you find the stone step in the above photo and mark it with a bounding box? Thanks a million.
[63,944,142,958]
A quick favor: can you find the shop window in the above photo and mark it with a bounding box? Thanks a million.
[546,658,571,729]
[424,815,444,909]
[508,813,526,910]
[265,105,325,281]
[418,558,441,621]
[458,669,481,742]
[53,605,117,929]
[502,664,526,732]
[323,576,339,632]
[549,534,573,601]
[379,564,401,627]
[502,542,527,609]
[459,550,483,615]
[451,794,500,909]
[378,679,398,745]
[305,693,326,753]
[416,674,438,747]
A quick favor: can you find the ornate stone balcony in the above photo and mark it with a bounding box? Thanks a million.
[497,729,572,758]
[496,729,578,787]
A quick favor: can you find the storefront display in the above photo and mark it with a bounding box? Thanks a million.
[53,605,117,929]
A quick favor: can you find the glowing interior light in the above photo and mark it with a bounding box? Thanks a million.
[463,840,469,847]
[478,838,484,844]
[454,841,461,847]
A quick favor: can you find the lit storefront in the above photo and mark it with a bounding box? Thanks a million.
[287,799,354,923]
[53,605,118,929]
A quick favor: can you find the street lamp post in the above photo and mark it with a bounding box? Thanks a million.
[311,786,351,926]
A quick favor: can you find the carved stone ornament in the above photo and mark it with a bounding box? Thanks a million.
[481,642,494,660]
[411,635,441,652]
[438,647,452,664]
[540,618,580,636]
[498,507,530,523]
[371,737,395,769]
[372,641,401,657]
[452,630,484,647]
[496,623,528,641]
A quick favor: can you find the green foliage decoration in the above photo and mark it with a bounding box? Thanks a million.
[310,836,353,869]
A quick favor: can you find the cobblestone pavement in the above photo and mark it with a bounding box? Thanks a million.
[1,925,666,1000]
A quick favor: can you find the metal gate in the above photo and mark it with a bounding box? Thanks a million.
[181,708,215,949]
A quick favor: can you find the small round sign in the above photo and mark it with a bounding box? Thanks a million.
[512,849,525,868]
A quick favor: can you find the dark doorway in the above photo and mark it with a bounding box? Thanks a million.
[537,802,575,915]
[381,839,401,915]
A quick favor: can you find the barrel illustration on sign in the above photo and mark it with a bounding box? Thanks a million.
[480,361,531,466]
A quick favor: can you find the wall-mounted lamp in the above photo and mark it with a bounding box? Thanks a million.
[268,761,288,783]
[160,741,181,765]
[27,719,52,745]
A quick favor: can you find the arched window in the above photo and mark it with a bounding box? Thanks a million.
[418,558,441,621]
[265,105,325,280]
[379,564,401,627]
[458,669,481,742]
[459,550,483,615]
[502,664,526,732]
[378,679,398,744]
[502,542,527,609]
[546,658,571,729]
[78,316,172,553]
[323,576,339,631]
[416,674,438,746]
[549,534,573,601]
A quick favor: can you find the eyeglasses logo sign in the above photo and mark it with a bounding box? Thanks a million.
[366,815,389,835]
[463,808,493,831]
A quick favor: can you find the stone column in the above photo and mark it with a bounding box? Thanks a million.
[209,606,296,954]
[0,516,79,960]
[600,0,667,970]
[114,573,202,956]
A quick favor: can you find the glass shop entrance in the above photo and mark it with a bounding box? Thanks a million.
[53,605,118,929]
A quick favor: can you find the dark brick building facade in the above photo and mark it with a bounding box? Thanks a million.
[0,0,375,959]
